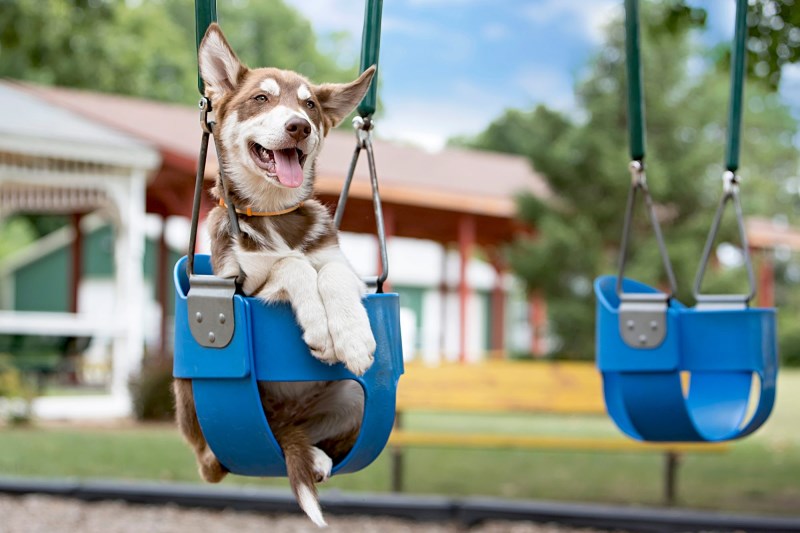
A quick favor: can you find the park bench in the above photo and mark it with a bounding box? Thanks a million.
[388,360,728,505]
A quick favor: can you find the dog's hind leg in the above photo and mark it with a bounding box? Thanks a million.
[257,256,336,364]
[173,379,228,483]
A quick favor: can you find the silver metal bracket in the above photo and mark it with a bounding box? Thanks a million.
[694,294,748,311]
[187,275,236,348]
[619,292,669,348]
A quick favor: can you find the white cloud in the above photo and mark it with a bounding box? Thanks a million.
[377,94,504,151]
[513,66,577,113]
[283,0,362,36]
[481,22,509,41]
[522,0,618,44]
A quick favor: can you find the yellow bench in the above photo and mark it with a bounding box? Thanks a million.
[389,361,727,505]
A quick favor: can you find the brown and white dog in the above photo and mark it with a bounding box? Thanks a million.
[173,23,377,527]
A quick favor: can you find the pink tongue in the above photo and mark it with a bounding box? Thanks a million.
[273,149,303,188]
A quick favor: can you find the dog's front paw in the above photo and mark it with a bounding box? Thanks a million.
[331,320,376,376]
[310,446,333,483]
[303,325,336,365]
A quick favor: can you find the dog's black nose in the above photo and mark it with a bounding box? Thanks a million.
[285,117,312,141]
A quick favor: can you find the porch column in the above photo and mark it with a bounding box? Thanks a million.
[69,213,84,313]
[490,255,506,359]
[438,244,449,361]
[756,248,775,308]
[109,170,147,401]
[458,215,475,363]
[157,216,169,355]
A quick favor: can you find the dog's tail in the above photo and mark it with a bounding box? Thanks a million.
[282,427,326,527]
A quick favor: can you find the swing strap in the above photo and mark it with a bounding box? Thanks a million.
[334,0,390,293]
[615,0,676,314]
[693,0,755,305]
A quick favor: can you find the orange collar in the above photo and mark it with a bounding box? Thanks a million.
[219,198,303,217]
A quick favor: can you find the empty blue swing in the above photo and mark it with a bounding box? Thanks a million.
[594,0,777,442]
[173,0,403,476]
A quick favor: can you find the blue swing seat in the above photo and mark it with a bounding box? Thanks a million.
[173,254,404,476]
[595,275,777,442]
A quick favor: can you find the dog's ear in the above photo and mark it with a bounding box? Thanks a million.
[313,66,376,131]
[198,23,246,99]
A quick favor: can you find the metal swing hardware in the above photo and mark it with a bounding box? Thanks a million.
[692,173,755,312]
[616,161,676,348]
[187,275,236,347]
[596,0,777,444]
[334,115,390,294]
[185,97,245,348]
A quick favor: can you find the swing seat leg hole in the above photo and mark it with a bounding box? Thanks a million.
[257,379,367,470]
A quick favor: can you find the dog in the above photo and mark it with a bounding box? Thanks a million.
[173,23,377,527]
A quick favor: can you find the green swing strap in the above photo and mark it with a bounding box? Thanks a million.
[334,0,389,292]
[195,0,218,94]
[624,0,645,163]
[693,0,754,303]
[357,0,383,118]
[617,0,676,297]
[726,0,747,173]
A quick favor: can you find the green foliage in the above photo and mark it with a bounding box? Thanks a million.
[744,0,800,89]
[463,1,799,358]
[0,355,33,425]
[129,356,174,422]
[0,217,36,261]
[0,0,357,105]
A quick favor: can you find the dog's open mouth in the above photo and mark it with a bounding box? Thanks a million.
[249,143,307,188]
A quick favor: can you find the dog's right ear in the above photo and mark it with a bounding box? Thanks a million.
[198,23,246,99]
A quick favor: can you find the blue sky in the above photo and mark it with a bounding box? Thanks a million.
[285,0,799,150]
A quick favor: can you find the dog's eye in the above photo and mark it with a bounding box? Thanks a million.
[306,100,315,110]
[254,94,268,103]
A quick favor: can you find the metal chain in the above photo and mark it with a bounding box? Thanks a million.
[692,171,755,306]
[334,116,390,293]
[616,161,677,297]
[186,97,245,288]
[693,0,754,306]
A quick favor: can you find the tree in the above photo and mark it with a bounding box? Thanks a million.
[460,1,799,359]
[745,0,800,88]
[0,0,356,105]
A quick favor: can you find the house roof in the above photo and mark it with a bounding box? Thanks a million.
[747,217,800,251]
[9,81,551,246]
[0,81,159,170]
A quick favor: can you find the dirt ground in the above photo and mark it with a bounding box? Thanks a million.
[0,494,604,533]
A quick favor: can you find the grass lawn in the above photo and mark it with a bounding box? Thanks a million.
[0,370,798,516]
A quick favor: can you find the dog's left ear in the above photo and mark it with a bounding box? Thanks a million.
[313,66,377,131]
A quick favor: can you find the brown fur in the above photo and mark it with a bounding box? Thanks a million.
[173,22,376,527]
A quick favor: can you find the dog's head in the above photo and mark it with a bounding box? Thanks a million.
[199,23,375,208]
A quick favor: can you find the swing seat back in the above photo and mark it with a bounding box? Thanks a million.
[595,275,777,442]
[173,254,404,476]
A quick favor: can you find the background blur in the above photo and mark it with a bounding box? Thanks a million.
[0,0,798,518]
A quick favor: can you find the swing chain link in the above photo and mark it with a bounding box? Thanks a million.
[353,115,373,147]
[333,114,389,293]
[199,96,214,135]
[692,170,755,309]
[616,160,678,299]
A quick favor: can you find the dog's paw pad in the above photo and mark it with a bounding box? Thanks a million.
[311,447,333,483]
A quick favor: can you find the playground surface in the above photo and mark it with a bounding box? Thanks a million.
[0,494,597,533]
